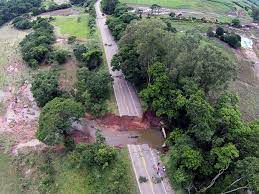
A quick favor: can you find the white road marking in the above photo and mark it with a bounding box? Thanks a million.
[149,147,168,194]
[137,145,156,194]
[125,80,140,117]
[128,145,143,194]
[118,81,130,114]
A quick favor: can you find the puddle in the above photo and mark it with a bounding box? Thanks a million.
[77,119,165,148]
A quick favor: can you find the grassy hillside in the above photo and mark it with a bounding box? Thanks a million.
[0,152,21,194]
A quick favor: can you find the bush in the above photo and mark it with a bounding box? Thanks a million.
[0,0,41,26]
[224,33,241,48]
[207,27,215,37]
[12,16,32,30]
[231,18,241,28]
[20,17,55,68]
[82,49,102,70]
[37,98,84,146]
[216,26,224,36]
[54,49,69,64]
[31,70,60,107]
[76,67,112,116]
[68,36,76,44]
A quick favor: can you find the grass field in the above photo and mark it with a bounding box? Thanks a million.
[52,14,90,39]
[0,152,21,194]
[121,0,251,14]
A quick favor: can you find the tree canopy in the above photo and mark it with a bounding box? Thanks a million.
[20,17,55,68]
[75,67,112,116]
[0,0,41,26]
[31,70,60,107]
[37,98,84,146]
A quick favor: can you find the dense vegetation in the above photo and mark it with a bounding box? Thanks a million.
[75,67,112,116]
[73,43,102,70]
[106,2,138,40]
[211,26,241,49]
[12,16,32,30]
[0,0,41,26]
[31,70,61,107]
[32,2,71,16]
[112,16,259,193]
[68,130,134,194]
[20,17,55,68]
[101,0,118,15]
[37,97,84,146]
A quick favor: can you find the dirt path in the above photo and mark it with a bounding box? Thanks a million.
[241,36,259,80]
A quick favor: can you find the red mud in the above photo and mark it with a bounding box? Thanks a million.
[86,111,161,132]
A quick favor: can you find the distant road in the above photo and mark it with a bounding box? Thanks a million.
[128,144,174,194]
[95,0,142,117]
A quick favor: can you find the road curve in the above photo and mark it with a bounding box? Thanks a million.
[95,0,142,117]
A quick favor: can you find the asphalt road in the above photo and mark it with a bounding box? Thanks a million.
[128,144,174,194]
[95,0,142,117]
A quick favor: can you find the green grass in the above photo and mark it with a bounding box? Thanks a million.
[16,148,139,194]
[0,152,21,194]
[55,148,138,194]
[121,0,253,15]
[52,14,90,39]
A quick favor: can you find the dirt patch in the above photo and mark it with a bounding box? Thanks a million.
[40,8,79,16]
[0,82,42,154]
[58,58,78,93]
[93,113,149,131]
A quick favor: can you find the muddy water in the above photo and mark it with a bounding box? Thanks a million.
[77,119,165,148]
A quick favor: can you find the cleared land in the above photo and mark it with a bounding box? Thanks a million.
[52,14,90,39]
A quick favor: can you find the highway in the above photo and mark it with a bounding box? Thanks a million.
[95,0,142,117]
[128,144,174,194]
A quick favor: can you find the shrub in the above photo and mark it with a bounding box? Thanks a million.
[12,16,32,30]
[54,49,69,64]
[68,36,76,44]
[20,17,55,68]
[207,27,215,37]
[216,26,224,36]
[231,18,241,28]
[31,70,60,107]
[224,33,241,48]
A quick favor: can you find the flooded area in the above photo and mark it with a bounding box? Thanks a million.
[73,117,165,149]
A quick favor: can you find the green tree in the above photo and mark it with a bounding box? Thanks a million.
[216,26,224,36]
[231,18,241,28]
[37,98,84,146]
[101,0,119,15]
[54,49,69,64]
[31,70,60,107]
[82,49,102,70]
[76,67,111,116]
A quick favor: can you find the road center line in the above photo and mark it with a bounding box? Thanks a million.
[127,145,143,194]
[137,145,156,194]
[149,147,168,194]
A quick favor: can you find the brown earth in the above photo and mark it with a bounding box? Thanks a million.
[39,7,79,16]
